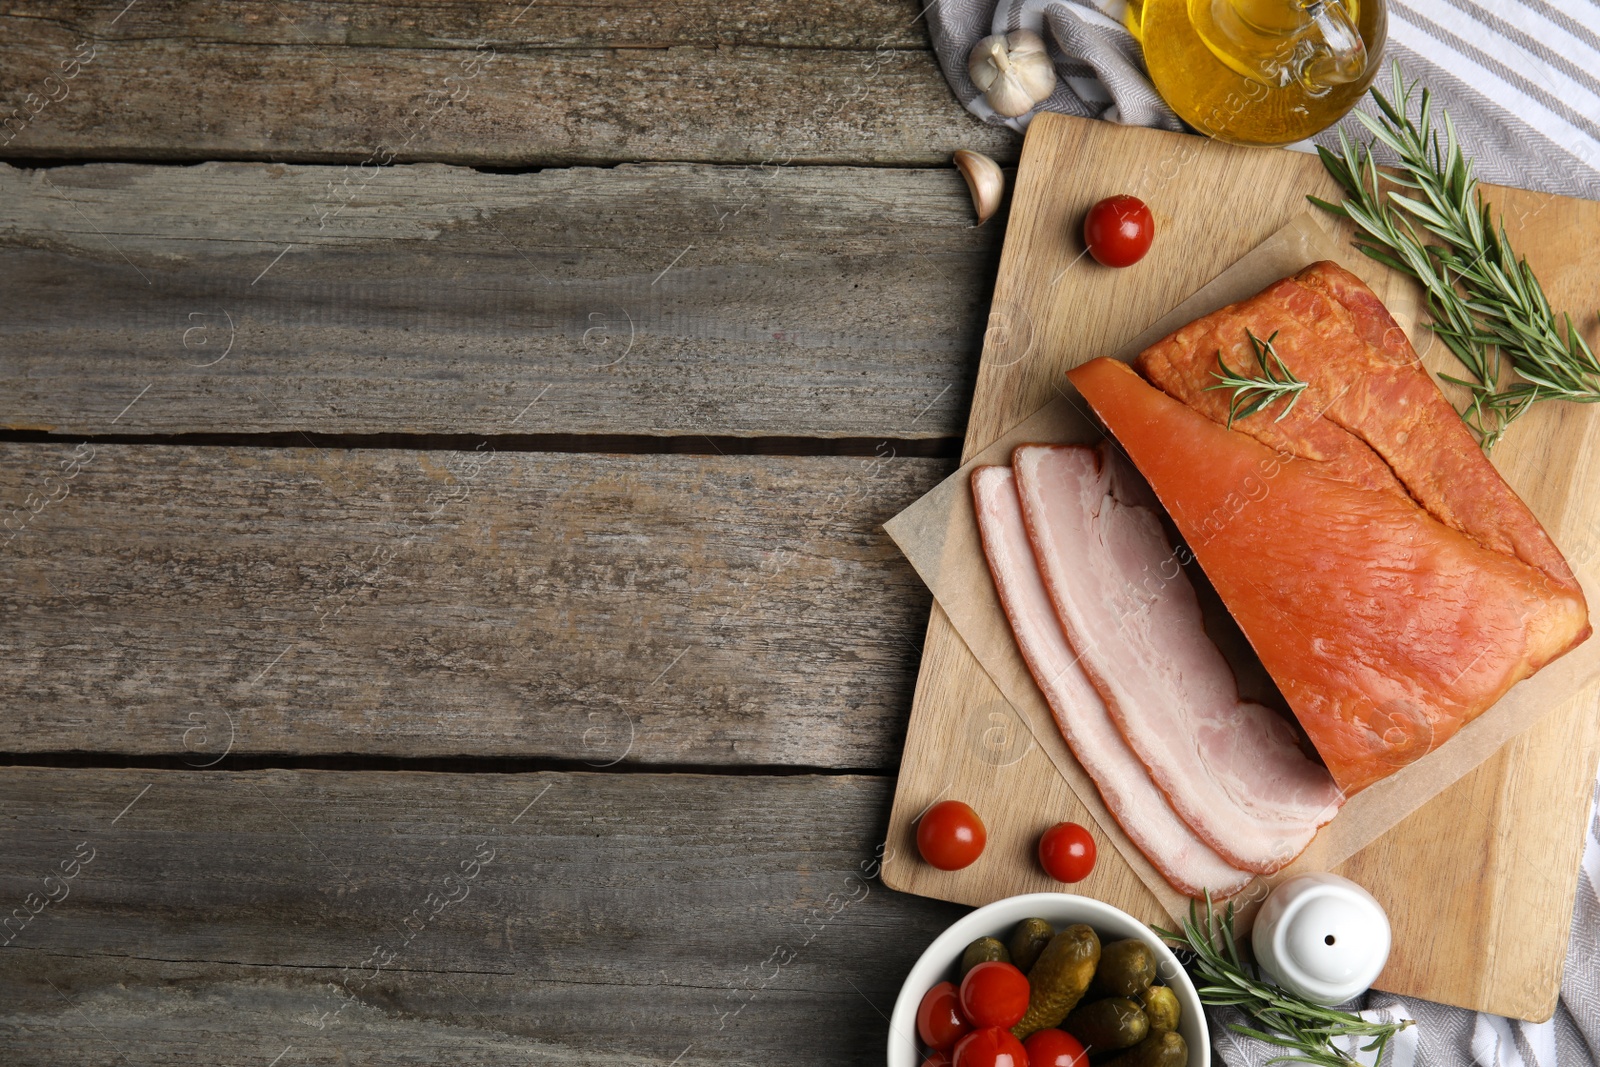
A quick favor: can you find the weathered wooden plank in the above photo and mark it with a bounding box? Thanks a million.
[1,0,929,50]
[0,766,965,1064]
[0,2,1012,166]
[0,161,996,439]
[0,444,949,764]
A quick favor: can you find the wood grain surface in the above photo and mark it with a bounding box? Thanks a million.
[0,0,1012,166]
[0,3,1038,1064]
[883,112,1600,1021]
[0,160,994,439]
[0,444,949,764]
[2,0,930,49]
[0,766,964,1065]
[7,0,1596,1053]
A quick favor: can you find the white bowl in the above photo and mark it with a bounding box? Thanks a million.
[887,893,1210,1067]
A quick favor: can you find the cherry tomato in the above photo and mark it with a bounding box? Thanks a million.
[916,980,973,1051]
[953,1026,1030,1067]
[918,801,987,871]
[958,960,1031,1029]
[920,1055,952,1067]
[1024,1028,1088,1067]
[1038,822,1096,883]
[1083,194,1154,267]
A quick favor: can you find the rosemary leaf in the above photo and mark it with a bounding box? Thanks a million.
[1311,63,1600,449]
[1204,329,1309,428]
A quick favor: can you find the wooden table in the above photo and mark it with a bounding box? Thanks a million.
[0,2,1002,1062]
[4,4,1591,1063]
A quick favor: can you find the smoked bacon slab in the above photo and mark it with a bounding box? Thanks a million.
[1068,262,1590,795]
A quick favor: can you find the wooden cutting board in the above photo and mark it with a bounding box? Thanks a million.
[881,111,1600,1022]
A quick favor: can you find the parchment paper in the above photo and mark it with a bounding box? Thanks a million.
[884,214,1600,923]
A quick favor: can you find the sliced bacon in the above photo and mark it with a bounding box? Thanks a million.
[1012,442,1342,875]
[972,464,1253,898]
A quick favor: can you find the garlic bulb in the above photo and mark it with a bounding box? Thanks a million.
[968,30,1057,118]
[953,150,1005,226]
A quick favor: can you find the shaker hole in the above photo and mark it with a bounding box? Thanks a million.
[1324,935,1336,945]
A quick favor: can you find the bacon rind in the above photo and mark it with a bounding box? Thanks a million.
[1142,261,1586,609]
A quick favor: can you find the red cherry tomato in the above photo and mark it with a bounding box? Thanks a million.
[917,801,987,871]
[1038,822,1097,883]
[920,1055,952,1067]
[958,960,1031,1029]
[953,1026,1030,1067]
[1024,1028,1088,1067]
[1083,194,1154,267]
[917,980,973,1051]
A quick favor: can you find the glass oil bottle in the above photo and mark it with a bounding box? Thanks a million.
[1129,0,1387,146]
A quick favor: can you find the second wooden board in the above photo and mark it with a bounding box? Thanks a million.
[882,112,1600,1021]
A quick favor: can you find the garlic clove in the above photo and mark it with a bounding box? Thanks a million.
[986,75,1043,119]
[953,150,1005,226]
[968,30,1058,118]
[967,36,1009,94]
[1005,30,1058,101]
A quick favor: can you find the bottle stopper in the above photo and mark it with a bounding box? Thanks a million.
[1250,872,1391,1006]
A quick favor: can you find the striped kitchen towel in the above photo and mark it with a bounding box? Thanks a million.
[928,0,1600,200]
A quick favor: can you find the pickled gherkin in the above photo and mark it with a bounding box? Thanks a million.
[1092,939,1158,997]
[1010,924,1100,1040]
[1104,1030,1188,1067]
[1139,985,1181,1033]
[1064,996,1148,1052]
[959,936,1011,979]
[1007,917,1055,973]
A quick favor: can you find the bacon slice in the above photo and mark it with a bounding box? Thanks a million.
[1070,262,1590,794]
[1012,443,1343,875]
[972,464,1253,899]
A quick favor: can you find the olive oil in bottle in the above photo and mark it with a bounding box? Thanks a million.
[1131,0,1387,146]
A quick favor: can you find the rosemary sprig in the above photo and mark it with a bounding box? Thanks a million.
[1205,329,1309,428]
[1155,894,1412,1067]
[1310,63,1600,448]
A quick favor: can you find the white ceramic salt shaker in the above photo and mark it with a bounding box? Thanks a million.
[1251,872,1391,1006]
